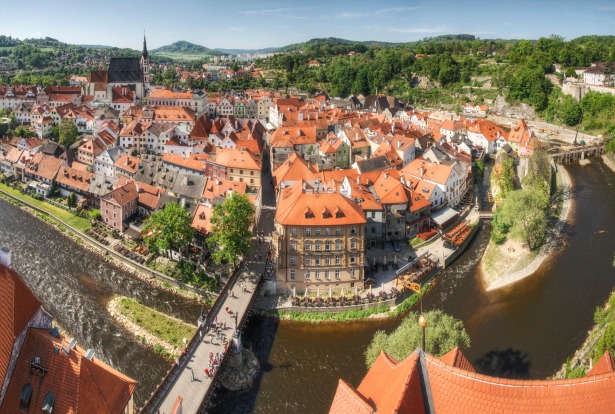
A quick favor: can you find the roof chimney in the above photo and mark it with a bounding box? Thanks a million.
[0,247,11,267]
[397,140,402,148]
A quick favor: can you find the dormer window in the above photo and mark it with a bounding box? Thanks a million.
[19,383,32,410]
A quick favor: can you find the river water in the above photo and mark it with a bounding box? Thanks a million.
[2,160,614,414]
[245,160,615,414]
[0,198,202,406]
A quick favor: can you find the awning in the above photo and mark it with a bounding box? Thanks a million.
[431,207,458,226]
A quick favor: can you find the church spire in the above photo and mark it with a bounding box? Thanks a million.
[142,31,149,61]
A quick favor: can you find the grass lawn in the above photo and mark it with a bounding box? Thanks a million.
[0,182,91,232]
[116,297,196,347]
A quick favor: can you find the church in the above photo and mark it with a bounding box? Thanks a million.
[86,35,152,101]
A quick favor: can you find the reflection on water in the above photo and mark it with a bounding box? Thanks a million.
[0,199,203,406]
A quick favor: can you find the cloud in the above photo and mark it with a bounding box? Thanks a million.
[230,27,245,31]
[375,6,421,15]
[323,12,368,19]
[240,7,312,19]
[599,6,615,11]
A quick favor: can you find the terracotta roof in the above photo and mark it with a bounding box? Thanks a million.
[25,153,63,181]
[467,119,509,142]
[162,153,205,173]
[213,148,261,170]
[439,345,475,372]
[56,166,95,192]
[136,181,164,211]
[0,264,43,383]
[103,181,138,207]
[588,351,615,376]
[114,155,141,174]
[329,380,374,414]
[371,172,408,204]
[148,89,196,99]
[401,159,454,186]
[202,177,247,200]
[331,348,615,414]
[276,180,366,226]
[272,153,317,189]
[191,204,214,234]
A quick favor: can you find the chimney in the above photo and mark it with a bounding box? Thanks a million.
[357,176,361,185]
[397,140,402,148]
[420,166,425,177]
[384,172,389,179]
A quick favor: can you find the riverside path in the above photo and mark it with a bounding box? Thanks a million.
[143,152,277,414]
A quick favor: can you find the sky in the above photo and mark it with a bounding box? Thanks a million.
[1,0,615,50]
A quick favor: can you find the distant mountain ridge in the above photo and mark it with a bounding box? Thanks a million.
[214,47,279,55]
[151,41,225,56]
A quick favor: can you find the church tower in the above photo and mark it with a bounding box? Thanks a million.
[141,33,152,87]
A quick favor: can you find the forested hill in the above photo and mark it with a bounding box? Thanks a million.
[151,41,224,56]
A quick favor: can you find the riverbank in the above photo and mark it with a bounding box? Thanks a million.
[602,153,615,174]
[482,166,572,290]
[0,184,212,303]
[107,296,196,359]
[264,282,431,323]
[553,290,615,379]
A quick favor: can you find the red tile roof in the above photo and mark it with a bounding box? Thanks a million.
[0,264,42,383]
[329,380,374,414]
[331,348,615,414]
[276,180,366,226]
[588,351,615,376]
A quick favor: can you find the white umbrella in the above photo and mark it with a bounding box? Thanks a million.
[394,255,397,264]
[293,286,296,297]
[341,287,345,297]
[317,287,320,297]
[355,285,358,296]
[329,287,332,298]
[373,256,376,265]
[305,287,309,298]
[383,256,387,265]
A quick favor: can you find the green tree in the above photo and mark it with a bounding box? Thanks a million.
[523,149,552,191]
[594,323,615,363]
[67,192,77,208]
[492,157,516,201]
[559,97,583,126]
[495,187,550,249]
[13,125,37,138]
[143,202,195,256]
[207,193,255,266]
[59,120,78,147]
[365,310,470,367]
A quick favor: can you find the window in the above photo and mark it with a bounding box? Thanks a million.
[325,270,330,280]
[240,170,243,174]
[290,241,297,251]
[325,241,331,251]
[305,241,312,251]
[336,227,341,235]
[315,228,321,236]
[325,227,331,235]
[325,256,330,265]
[305,271,311,279]
[351,268,356,278]
[335,255,341,265]
[251,171,254,175]
[351,239,357,249]
[315,270,321,280]
[315,241,321,250]
[42,392,55,413]
[335,269,341,279]
[335,240,342,250]
[315,257,321,266]
[371,227,375,233]
[305,256,311,266]
[350,255,356,264]
[290,227,297,236]
[290,256,296,266]
[20,383,32,410]
[305,228,311,236]
[290,270,295,279]
[351,226,357,234]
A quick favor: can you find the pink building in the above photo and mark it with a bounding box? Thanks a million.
[101,181,138,232]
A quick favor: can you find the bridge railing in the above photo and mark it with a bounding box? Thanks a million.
[139,261,243,414]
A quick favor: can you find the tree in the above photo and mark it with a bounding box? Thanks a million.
[491,157,516,201]
[67,192,77,208]
[594,323,615,363]
[365,310,470,367]
[207,193,255,266]
[559,97,583,126]
[143,202,195,256]
[13,125,37,138]
[495,187,550,249]
[523,149,552,191]
[59,120,78,147]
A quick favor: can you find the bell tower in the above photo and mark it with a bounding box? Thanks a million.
[141,32,152,86]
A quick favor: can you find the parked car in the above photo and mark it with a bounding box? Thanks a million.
[391,241,402,253]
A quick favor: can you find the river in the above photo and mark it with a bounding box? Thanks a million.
[0,197,202,406]
[2,160,614,414]
[242,160,615,414]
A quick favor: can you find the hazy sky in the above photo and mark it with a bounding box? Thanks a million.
[2,0,615,50]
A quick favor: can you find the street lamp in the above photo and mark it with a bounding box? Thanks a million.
[418,314,428,352]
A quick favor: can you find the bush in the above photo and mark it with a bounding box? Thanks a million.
[594,323,615,363]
